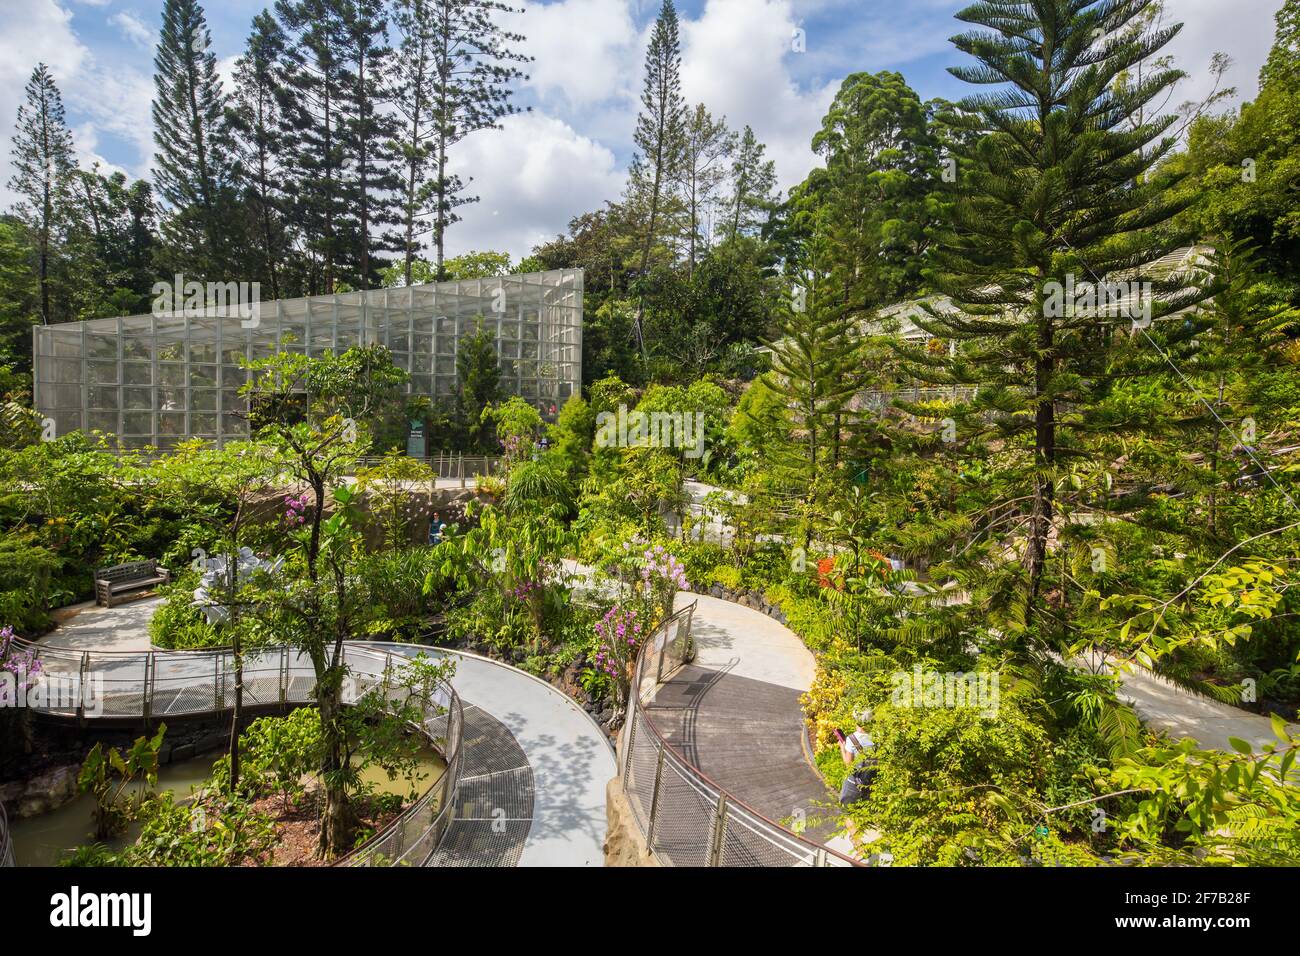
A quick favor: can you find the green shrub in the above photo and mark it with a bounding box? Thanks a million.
[708,565,743,590]
[212,707,322,809]
[0,531,61,633]
[849,698,1072,866]
[148,573,223,649]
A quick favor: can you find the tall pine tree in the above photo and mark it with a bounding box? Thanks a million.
[7,64,76,326]
[228,11,290,300]
[152,0,237,279]
[396,0,530,282]
[630,0,687,355]
[897,0,1213,641]
[725,125,776,242]
[678,104,734,276]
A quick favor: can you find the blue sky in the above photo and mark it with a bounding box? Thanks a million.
[0,0,1286,259]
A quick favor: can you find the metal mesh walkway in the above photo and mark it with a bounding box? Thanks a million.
[425,703,535,867]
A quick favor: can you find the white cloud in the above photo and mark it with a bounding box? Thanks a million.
[1162,0,1284,107]
[446,110,625,259]
[507,0,640,110]
[0,2,156,211]
[0,0,91,207]
[70,122,133,182]
[681,0,837,191]
[109,10,154,49]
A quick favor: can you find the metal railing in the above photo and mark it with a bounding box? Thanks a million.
[350,454,502,485]
[862,386,978,412]
[0,799,12,868]
[8,637,463,868]
[619,603,859,867]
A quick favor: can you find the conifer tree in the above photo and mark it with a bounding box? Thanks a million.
[399,0,530,282]
[228,11,290,300]
[725,125,776,242]
[765,229,862,489]
[630,0,688,355]
[275,0,354,293]
[152,0,237,279]
[7,63,76,326]
[678,104,735,275]
[896,0,1213,640]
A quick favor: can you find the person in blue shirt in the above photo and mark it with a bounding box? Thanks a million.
[428,512,445,545]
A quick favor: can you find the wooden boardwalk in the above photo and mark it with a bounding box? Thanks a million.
[645,595,840,844]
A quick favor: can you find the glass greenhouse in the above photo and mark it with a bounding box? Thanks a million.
[32,268,583,450]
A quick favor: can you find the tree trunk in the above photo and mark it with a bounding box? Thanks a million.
[315,681,353,858]
[1026,320,1056,606]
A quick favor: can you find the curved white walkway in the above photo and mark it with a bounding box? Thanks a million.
[31,600,614,867]
[389,645,613,866]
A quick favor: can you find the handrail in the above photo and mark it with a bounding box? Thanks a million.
[0,799,12,867]
[6,637,463,868]
[620,602,861,867]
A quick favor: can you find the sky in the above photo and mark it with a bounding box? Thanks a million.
[0,0,1287,261]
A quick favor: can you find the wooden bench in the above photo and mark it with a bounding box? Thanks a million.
[93,560,170,608]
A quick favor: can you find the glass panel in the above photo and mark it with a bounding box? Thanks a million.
[86,333,118,359]
[159,365,186,387]
[45,384,82,408]
[189,365,217,388]
[158,388,186,411]
[87,361,118,384]
[123,411,153,435]
[122,335,152,361]
[87,385,119,410]
[123,387,153,410]
[87,411,117,433]
[191,390,217,412]
[47,329,84,358]
[123,363,153,385]
[45,359,82,382]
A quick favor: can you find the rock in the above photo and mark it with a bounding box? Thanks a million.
[172,743,195,763]
[4,764,80,818]
[603,776,660,867]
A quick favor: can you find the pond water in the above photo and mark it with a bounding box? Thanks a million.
[11,748,446,867]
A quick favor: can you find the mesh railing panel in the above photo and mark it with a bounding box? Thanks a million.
[623,602,859,868]
[649,757,718,867]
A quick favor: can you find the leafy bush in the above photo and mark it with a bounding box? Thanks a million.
[148,573,223,649]
[848,700,1059,866]
[0,532,62,633]
[212,707,322,809]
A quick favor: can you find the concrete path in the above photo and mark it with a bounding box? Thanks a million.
[390,645,614,867]
[40,597,160,653]
[644,592,838,842]
[1083,654,1298,753]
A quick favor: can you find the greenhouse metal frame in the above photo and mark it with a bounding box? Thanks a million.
[32,269,583,449]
